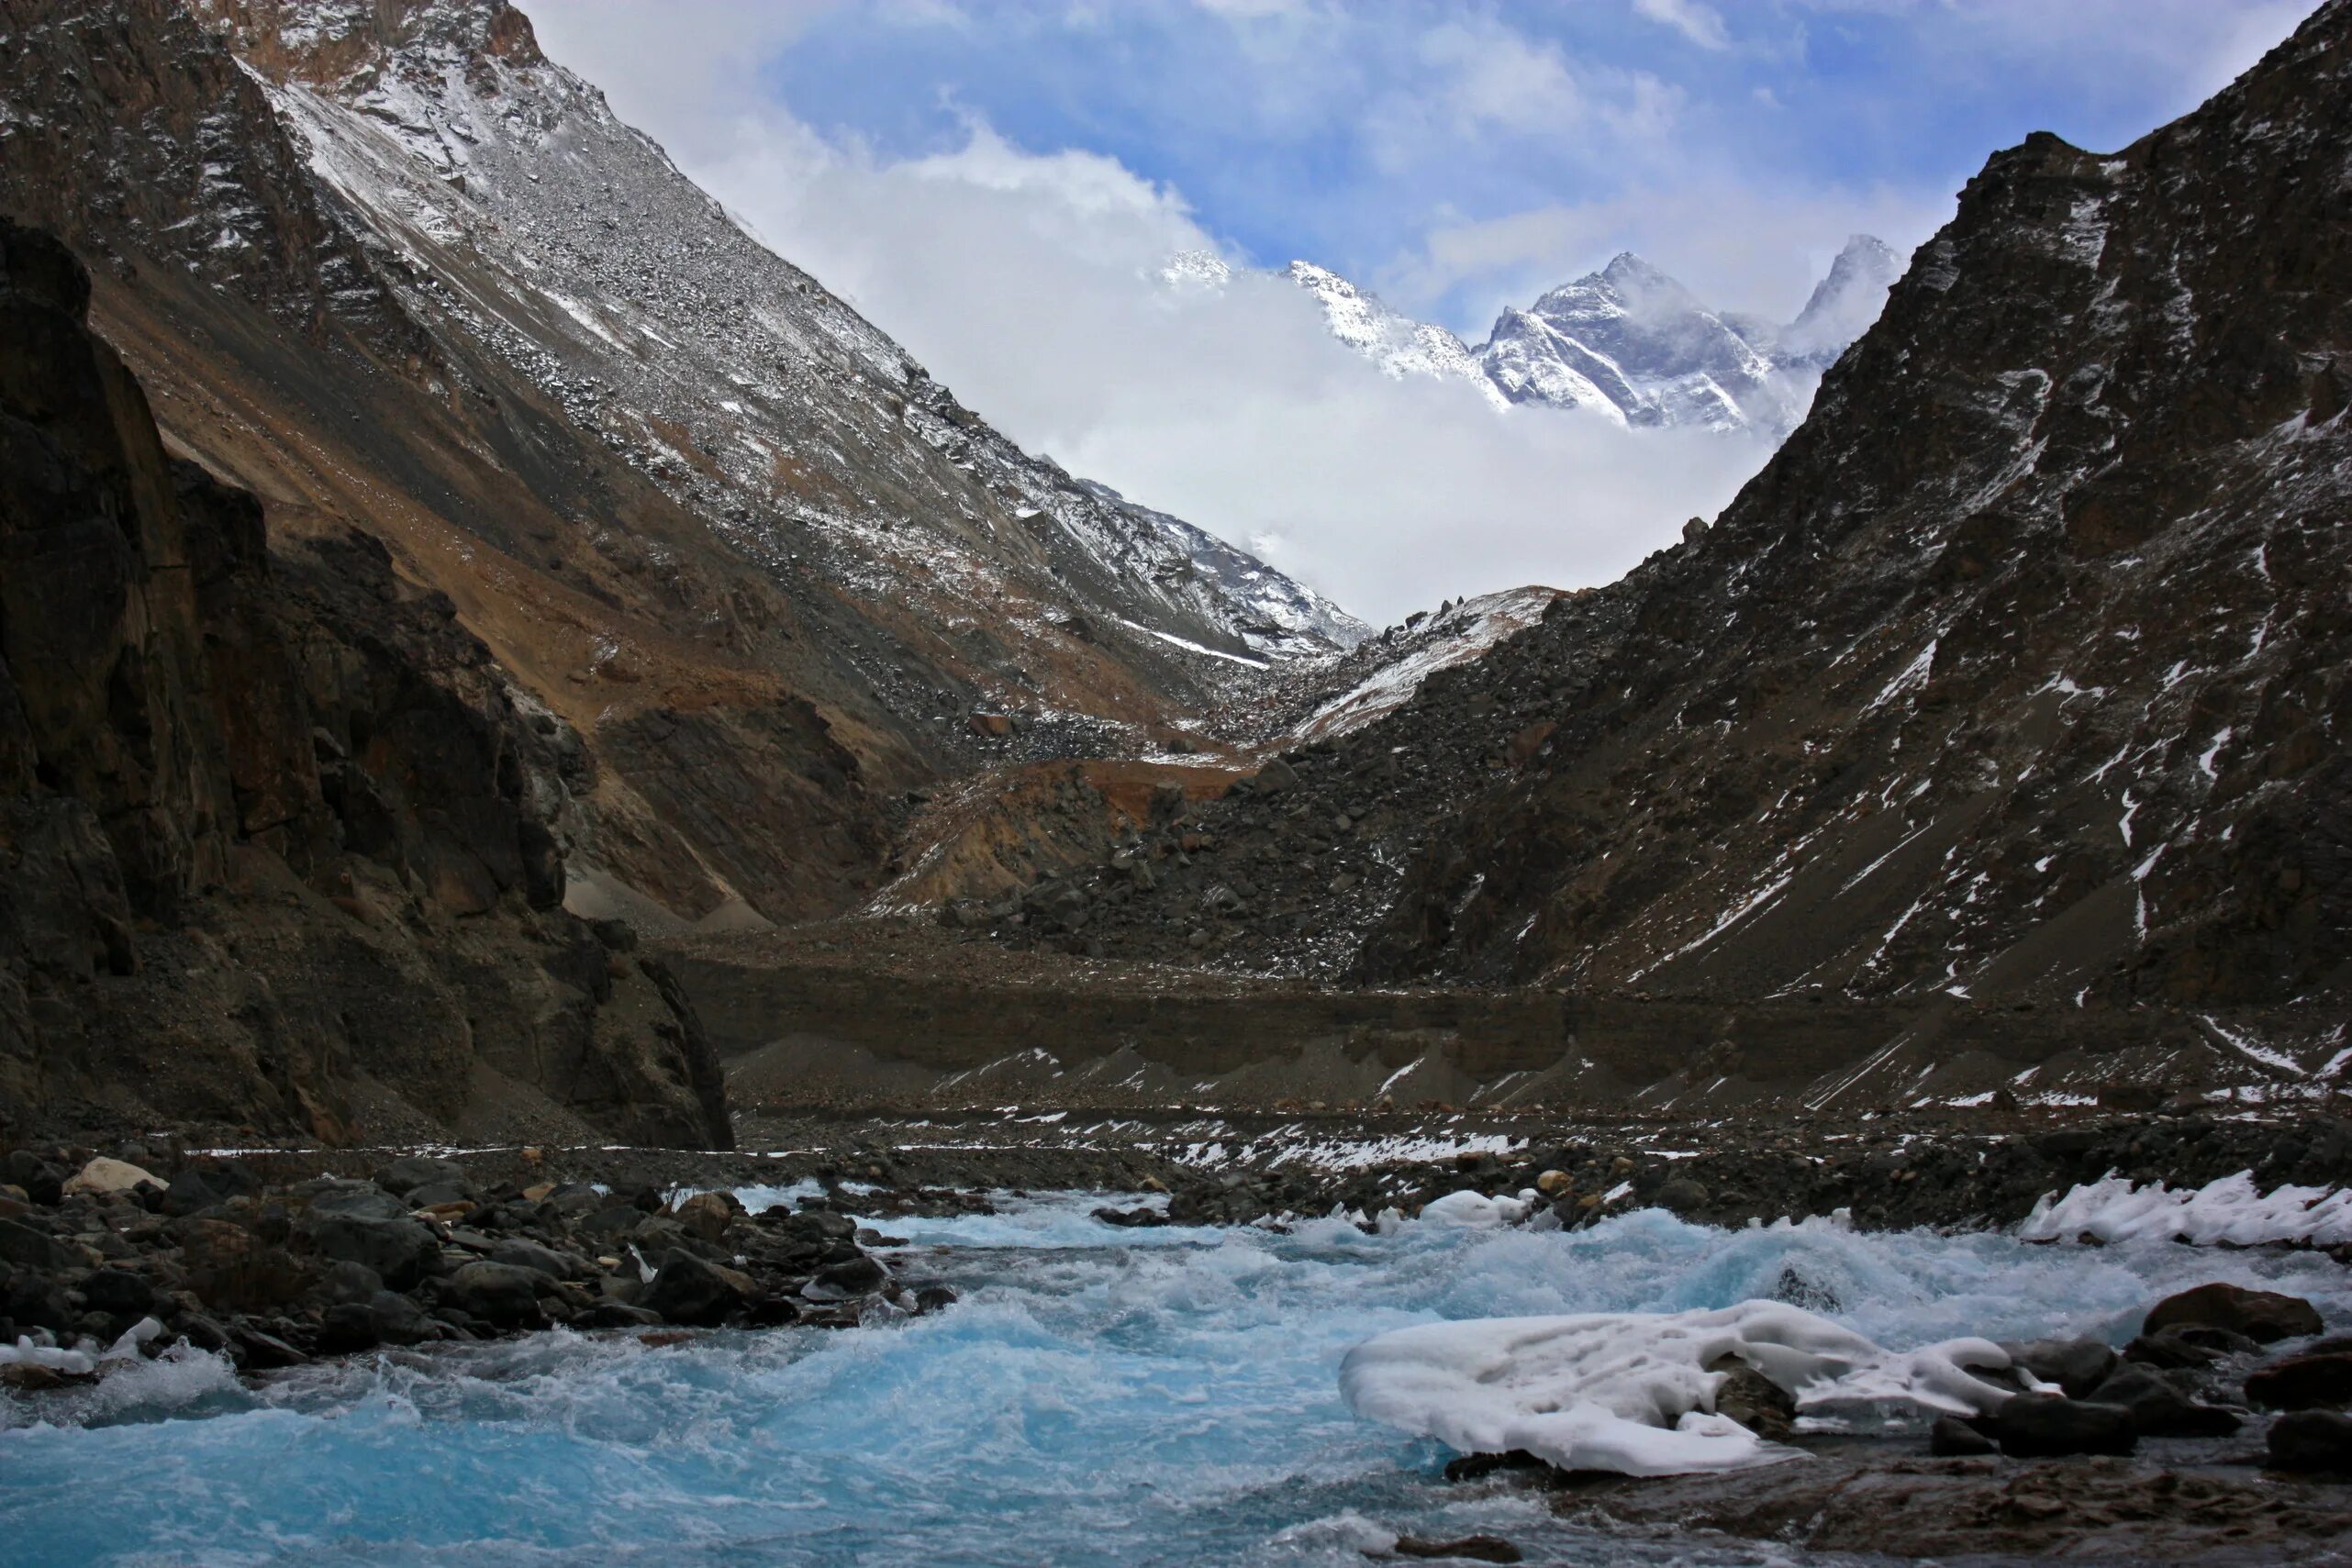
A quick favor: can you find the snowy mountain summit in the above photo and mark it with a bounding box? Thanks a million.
[1286,237,1903,439]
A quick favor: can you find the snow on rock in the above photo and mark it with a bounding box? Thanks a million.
[1411,1189,1538,1229]
[2020,1171,2352,1247]
[1293,587,1563,743]
[1339,1300,2015,1476]
[1285,261,1507,409]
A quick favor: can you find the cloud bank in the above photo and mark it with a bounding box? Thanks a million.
[525,1,2309,627]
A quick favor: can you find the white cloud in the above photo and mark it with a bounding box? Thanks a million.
[1633,0,1731,51]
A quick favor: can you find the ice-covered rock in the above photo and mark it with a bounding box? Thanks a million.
[1339,1300,2015,1476]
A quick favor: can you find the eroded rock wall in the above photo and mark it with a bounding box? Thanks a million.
[0,220,728,1149]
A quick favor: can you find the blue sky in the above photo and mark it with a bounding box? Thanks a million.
[531,1,2313,623]
[720,0,2305,331]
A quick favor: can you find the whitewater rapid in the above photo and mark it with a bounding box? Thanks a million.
[6,1195,2349,1567]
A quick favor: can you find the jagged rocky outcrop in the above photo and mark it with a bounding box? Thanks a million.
[978,3,2352,1078]
[0,218,728,1149]
[0,0,1358,951]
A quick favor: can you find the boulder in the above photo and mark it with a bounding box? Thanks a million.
[2126,1323,2260,1368]
[0,1217,74,1271]
[640,1250,759,1326]
[2144,1283,2322,1345]
[803,1254,889,1302]
[487,1239,582,1281]
[318,1291,435,1351]
[440,1261,548,1328]
[2085,1364,2243,1437]
[1254,758,1299,796]
[1706,1355,1795,1441]
[2001,1338,2119,1400]
[2268,1410,2352,1475]
[1928,1415,1997,1457]
[1990,1395,2138,1458]
[226,1322,310,1369]
[373,1156,468,1198]
[173,1218,312,1311]
[2246,1351,2352,1412]
[79,1266,157,1318]
[674,1191,737,1244]
[320,1260,385,1305]
[1655,1177,1710,1217]
[303,1183,414,1223]
[305,1215,440,1291]
[61,1157,158,1197]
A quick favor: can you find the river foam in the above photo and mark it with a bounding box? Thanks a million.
[6,1195,2347,1566]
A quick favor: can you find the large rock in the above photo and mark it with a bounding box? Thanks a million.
[373,1156,468,1198]
[305,1215,440,1292]
[2246,1352,2352,1412]
[2084,1365,2242,1438]
[62,1158,160,1196]
[2145,1284,2323,1346]
[173,1218,311,1312]
[673,1191,737,1244]
[2002,1338,2119,1400]
[640,1251,758,1326]
[1990,1395,2138,1459]
[803,1254,889,1302]
[0,1217,73,1271]
[440,1261,548,1328]
[2267,1410,2352,1476]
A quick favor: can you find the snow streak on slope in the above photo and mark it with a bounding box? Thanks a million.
[210,1,1364,672]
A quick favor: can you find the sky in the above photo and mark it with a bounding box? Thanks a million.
[528,0,2311,628]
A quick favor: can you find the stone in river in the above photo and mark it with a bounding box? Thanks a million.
[2144,1283,2322,1345]
[1990,1395,2138,1458]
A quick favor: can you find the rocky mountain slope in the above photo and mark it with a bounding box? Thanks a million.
[0,218,728,1149]
[974,2,2352,1081]
[0,0,1358,953]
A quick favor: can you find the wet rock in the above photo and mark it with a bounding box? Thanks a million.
[1391,1535,1522,1563]
[227,1322,309,1370]
[641,1250,759,1326]
[1706,1355,1795,1441]
[2002,1338,2119,1400]
[2246,1351,2352,1412]
[1655,1177,1709,1217]
[1090,1206,1167,1229]
[913,1284,959,1315]
[305,1215,440,1292]
[804,1254,889,1301]
[2267,1410,2352,1476]
[1990,1395,2138,1458]
[2084,1365,2243,1438]
[2126,1323,2260,1369]
[1929,1415,1997,1457]
[440,1261,549,1328]
[2144,1283,2322,1345]
[319,1291,435,1351]
[587,1302,664,1329]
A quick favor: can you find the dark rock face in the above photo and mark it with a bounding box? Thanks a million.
[0,218,728,1149]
